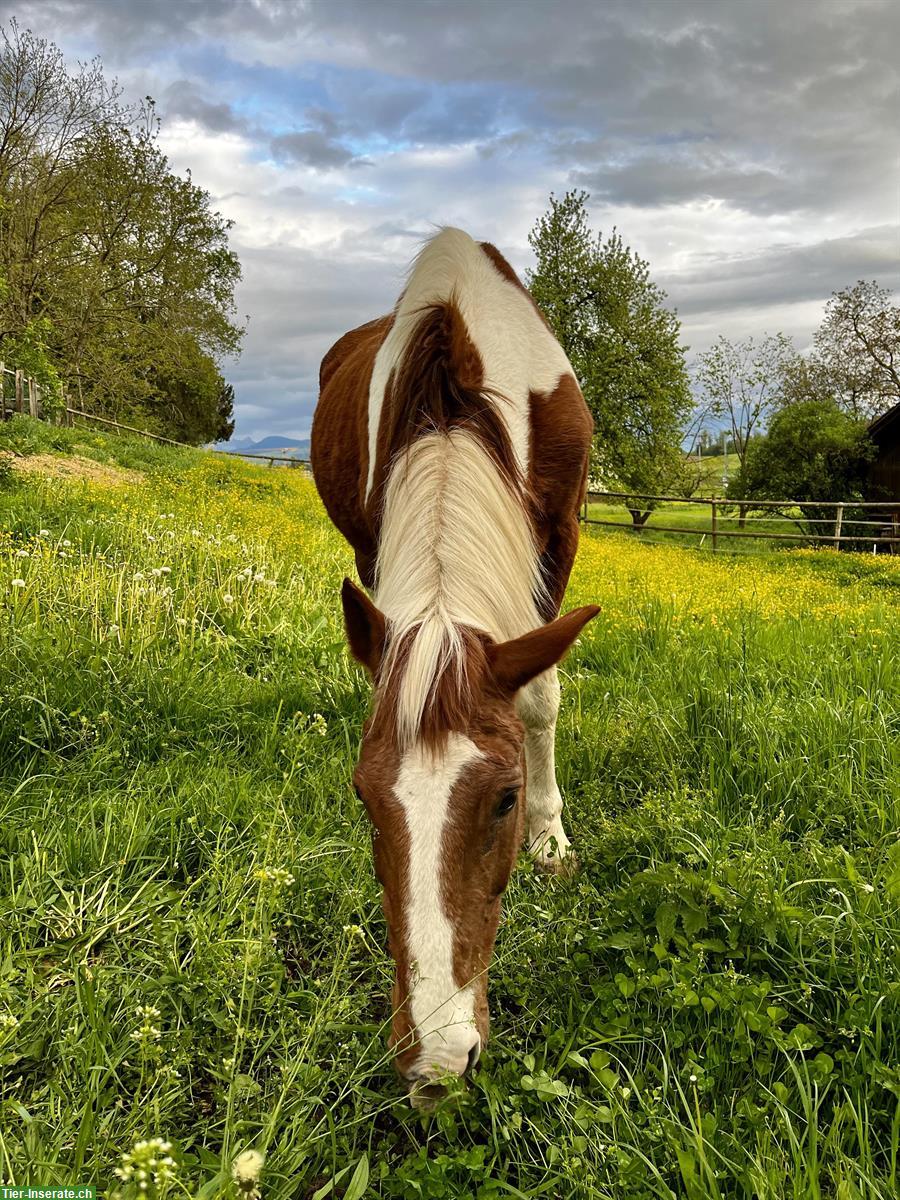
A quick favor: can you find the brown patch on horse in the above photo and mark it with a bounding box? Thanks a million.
[312,314,394,588]
[351,724,417,1070]
[371,624,491,752]
[527,375,594,617]
[369,300,521,520]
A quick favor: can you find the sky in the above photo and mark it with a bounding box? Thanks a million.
[2,0,898,441]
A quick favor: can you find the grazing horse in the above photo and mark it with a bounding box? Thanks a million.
[311,228,597,1097]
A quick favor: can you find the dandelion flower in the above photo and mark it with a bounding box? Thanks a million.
[223,593,234,604]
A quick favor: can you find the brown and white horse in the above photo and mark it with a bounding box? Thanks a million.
[311,228,597,1098]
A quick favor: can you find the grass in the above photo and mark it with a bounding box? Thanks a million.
[0,415,899,1198]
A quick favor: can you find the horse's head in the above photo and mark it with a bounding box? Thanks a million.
[341,578,597,1100]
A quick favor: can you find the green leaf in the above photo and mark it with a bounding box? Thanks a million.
[655,900,678,946]
[344,1154,370,1200]
[589,1049,611,1072]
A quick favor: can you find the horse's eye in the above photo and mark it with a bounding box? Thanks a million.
[495,788,519,818]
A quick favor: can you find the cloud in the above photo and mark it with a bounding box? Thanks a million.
[0,0,896,438]
[269,129,361,170]
[161,80,249,134]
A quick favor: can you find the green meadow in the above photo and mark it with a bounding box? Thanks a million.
[1,416,899,1199]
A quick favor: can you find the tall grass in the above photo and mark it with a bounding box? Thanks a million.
[0,418,898,1198]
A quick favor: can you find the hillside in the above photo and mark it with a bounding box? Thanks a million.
[1,415,899,1196]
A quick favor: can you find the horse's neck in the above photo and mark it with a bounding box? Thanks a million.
[373,430,545,646]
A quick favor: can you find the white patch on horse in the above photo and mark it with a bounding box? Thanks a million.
[365,227,571,499]
[394,734,483,1077]
[375,430,546,746]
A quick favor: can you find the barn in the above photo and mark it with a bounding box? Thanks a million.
[867,402,900,549]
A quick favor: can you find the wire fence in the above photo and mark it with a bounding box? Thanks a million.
[0,380,311,470]
[581,490,900,555]
[3,376,895,553]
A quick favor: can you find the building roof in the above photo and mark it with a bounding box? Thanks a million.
[869,400,900,444]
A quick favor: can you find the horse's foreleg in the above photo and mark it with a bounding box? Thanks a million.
[516,666,573,871]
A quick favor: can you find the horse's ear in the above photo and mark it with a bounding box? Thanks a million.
[341,578,386,675]
[487,606,600,695]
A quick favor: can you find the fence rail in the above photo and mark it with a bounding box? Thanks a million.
[1,390,311,469]
[3,381,895,552]
[581,490,900,554]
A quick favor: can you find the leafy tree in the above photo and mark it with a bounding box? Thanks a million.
[731,399,875,543]
[695,333,798,468]
[527,190,691,527]
[0,21,243,443]
[812,280,900,420]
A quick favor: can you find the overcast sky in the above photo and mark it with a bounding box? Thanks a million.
[3,0,898,441]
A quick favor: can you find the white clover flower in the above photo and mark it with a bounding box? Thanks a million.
[38,529,50,536]
[15,548,29,558]
[160,566,171,575]
[133,572,145,581]
[253,572,265,583]
[176,617,187,626]
[11,578,26,588]
[223,593,234,604]
[240,566,252,577]
[62,539,71,547]
[107,624,119,635]
[0,1012,18,1030]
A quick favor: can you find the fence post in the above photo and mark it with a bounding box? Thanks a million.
[711,498,718,552]
[0,362,5,420]
[14,369,23,413]
[27,377,38,418]
[833,503,844,550]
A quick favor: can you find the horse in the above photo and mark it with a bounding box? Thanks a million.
[311,227,597,1100]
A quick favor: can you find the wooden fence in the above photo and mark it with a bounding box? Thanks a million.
[0,386,311,469]
[582,490,900,554]
[0,363,44,421]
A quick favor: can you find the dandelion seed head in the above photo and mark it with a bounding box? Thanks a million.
[233,1149,265,1193]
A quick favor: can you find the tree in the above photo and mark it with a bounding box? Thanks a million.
[0,22,243,443]
[527,191,691,527]
[731,399,875,543]
[812,281,900,420]
[695,333,798,468]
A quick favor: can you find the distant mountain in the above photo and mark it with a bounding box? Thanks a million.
[214,435,310,457]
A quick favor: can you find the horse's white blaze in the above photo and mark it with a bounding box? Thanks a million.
[394,733,483,1076]
[366,227,571,499]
